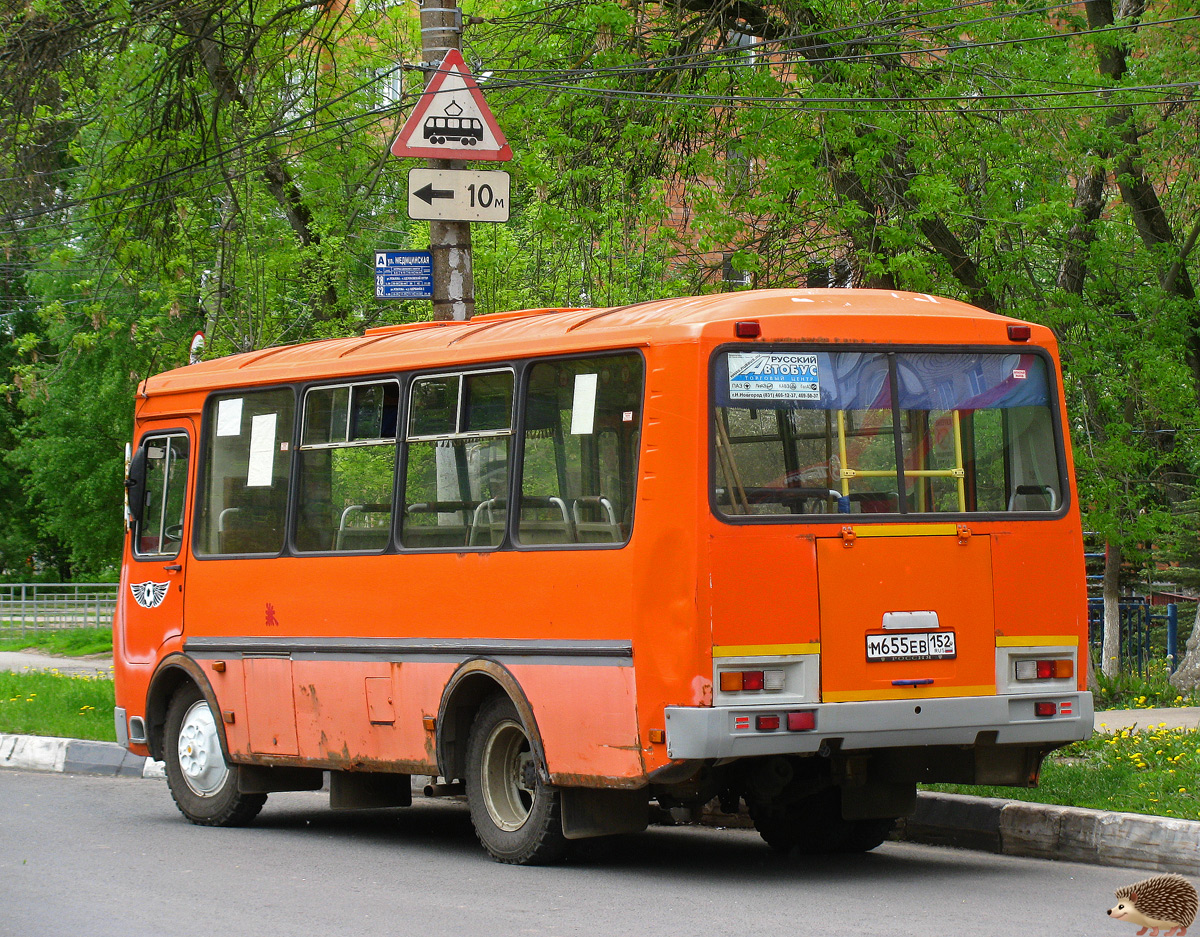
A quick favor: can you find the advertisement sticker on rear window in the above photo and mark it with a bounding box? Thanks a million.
[728,353,820,401]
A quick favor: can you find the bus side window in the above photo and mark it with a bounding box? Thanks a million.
[195,389,295,556]
[294,381,399,553]
[518,354,643,546]
[401,369,513,549]
[132,434,189,558]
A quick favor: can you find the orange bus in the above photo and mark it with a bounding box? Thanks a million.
[114,288,1093,864]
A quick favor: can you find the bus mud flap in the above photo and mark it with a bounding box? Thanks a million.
[560,787,649,840]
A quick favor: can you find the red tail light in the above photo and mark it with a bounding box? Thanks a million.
[756,715,780,731]
[1034,702,1057,717]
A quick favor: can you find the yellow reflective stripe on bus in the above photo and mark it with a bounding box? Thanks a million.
[712,643,820,658]
[823,684,995,703]
[842,523,959,538]
[995,635,1079,647]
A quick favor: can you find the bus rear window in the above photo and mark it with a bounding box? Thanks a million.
[713,349,1063,518]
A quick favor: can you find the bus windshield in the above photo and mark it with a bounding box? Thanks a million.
[713,348,1063,517]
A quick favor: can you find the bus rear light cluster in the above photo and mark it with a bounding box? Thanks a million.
[720,669,785,692]
[736,711,816,732]
[1014,659,1073,681]
[1034,702,1058,717]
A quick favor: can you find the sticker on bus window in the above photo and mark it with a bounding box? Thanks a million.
[247,413,277,486]
[728,353,820,401]
[216,397,243,436]
[570,373,598,435]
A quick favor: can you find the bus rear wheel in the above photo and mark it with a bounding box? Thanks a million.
[465,695,566,865]
[164,684,265,827]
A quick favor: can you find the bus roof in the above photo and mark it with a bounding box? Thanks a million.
[142,289,1039,397]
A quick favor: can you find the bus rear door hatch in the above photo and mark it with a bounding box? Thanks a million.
[816,525,995,703]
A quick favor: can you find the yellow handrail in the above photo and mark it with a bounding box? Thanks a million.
[835,409,968,512]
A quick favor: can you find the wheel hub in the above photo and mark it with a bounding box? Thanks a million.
[177,700,228,797]
[481,719,536,832]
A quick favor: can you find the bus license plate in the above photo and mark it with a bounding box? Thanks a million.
[866,631,957,662]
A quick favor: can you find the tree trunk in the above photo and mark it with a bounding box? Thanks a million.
[1169,602,1200,693]
[1102,540,1122,678]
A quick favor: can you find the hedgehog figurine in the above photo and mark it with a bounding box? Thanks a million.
[1108,874,1198,936]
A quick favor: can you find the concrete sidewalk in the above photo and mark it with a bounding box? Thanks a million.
[0,649,113,677]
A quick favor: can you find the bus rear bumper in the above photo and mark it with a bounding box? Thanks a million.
[663,691,1094,761]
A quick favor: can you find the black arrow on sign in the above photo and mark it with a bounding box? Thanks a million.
[414,183,454,204]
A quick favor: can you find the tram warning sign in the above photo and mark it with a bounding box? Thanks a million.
[407,168,510,222]
[391,50,512,162]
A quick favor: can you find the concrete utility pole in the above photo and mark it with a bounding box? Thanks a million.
[420,0,474,320]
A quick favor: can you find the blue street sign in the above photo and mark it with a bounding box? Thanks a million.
[375,250,433,299]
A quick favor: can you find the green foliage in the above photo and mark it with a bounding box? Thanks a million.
[927,726,1200,820]
[1091,657,1200,710]
[0,626,113,656]
[1,0,1199,575]
[0,671,115,742]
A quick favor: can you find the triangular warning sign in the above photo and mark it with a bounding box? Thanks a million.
[391,50,512,162]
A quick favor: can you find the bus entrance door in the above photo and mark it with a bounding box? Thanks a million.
[120,422,194,664]
[815,526,996,704]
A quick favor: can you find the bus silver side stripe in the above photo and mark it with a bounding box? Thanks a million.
[184,636,633,666]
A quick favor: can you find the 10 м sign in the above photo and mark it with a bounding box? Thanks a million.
[407,168,510,223]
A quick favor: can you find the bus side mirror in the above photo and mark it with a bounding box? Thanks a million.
[125,446,147,531]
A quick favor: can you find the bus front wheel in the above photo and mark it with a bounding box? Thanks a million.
[164,684,266,827]
[465,695,566,865]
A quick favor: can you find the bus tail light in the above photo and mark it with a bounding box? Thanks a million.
[1007,324,1031,341]
[719,669,784,692]
[735,321,761,338]
[756,715,780,731]
[1034,702,1057,717]
[1015,659,1073,681]
[787,711,816,731]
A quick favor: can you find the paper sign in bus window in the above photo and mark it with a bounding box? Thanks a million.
[247,413,277,487]
[217,397,244,436]
[570,373,598,435]
[728,353,820,401]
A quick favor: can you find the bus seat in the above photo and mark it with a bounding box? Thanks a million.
[469,499,507,546]
[403,501,471,548]
[850,491,896,514]
[1009,484,1058,512]
[572,496,621,543]
[335,504,390,551]
[216,507,281,554]
[516,496,574,544]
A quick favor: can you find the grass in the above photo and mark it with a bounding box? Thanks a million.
[0,626,112,657]
[925,723,1200,820]
[0,670,116,742]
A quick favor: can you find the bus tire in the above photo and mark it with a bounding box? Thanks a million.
[465,695,566,865]
[164,684,266,827]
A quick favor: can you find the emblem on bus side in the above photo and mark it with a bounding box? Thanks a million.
[130,581,170,609]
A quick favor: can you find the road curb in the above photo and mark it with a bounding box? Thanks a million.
[0,733,164,779]
[897,792,1200,876]
[4,733,1197,875]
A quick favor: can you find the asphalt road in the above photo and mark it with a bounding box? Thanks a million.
[0,771,1163,937]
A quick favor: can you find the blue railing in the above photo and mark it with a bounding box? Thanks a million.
[1087,598,1179,676]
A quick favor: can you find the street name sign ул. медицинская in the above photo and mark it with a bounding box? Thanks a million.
[375,250,433,300]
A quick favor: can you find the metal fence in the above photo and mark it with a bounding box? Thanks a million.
[0,583,118,634]
[1087,598,1180,676]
